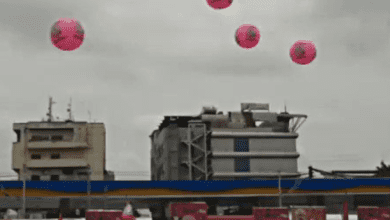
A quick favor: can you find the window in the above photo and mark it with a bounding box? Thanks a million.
[14,130,21,142]
[235,158,250,172]
[31,175,40,181]
[235,138,250,172]
[51,154,60,159]
[235,138,249,152]
[354,195,388,208]
[63,168,73,175]
[30,135,50,142]
[31,154,41,160]
[51,135,63,141]
[50,175,59,181]
[29,129,74,142]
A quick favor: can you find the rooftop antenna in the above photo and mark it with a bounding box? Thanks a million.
[283,100,289,114]
[46,97,56,122]
[88,110,91,122]
[67,97,73,121]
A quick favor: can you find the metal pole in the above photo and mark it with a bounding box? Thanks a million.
[104,186,107,210]
[22,165,26,219]
[87,165,91,211]
[22,127,28,219]
[343,199,348,220]
[278,171,282,207]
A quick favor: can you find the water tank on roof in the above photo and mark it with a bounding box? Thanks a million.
[201,106,217,115]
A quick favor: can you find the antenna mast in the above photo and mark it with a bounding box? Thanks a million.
[283,100,288,113]
[46,97,56,122]
[67,98,73,121]
[88,110,91,122]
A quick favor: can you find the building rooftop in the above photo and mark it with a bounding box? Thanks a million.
[152,103,308,133]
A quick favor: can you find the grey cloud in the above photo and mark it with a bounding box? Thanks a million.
[312,0,390,18]
[308,0,390,58]
[0,0,129,57]
[0,1,85,50]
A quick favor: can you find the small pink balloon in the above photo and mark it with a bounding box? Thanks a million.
[50,18,85,51]
[235,24,260,49]
[290,40,316,65]
[206,0,233,9]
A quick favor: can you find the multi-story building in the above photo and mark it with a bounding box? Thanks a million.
[11,98,114,181]
[150,103,307,180]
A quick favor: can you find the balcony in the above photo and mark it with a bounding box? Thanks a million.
[27,141,88,149]
[26,159,88,168]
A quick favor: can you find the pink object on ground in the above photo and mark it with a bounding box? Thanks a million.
[122,214,136,220]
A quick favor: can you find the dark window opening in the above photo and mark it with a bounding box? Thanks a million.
[354,195,388,209]
[51,135,63,141]
[235,138,249,152]
[63,168,74,175]
[235,158,250,172]
[14,130,21,142]
[51,154,60,159]
[50,175,60,181]
[31,175,40,181]
[235,138,250,172]
[31,154,41,160]
[235,177,251,180]
[30,135,50,142]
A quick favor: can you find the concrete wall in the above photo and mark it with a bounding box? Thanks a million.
[150,125,183,180]
[85,123,105,181]
[210,137,299,176]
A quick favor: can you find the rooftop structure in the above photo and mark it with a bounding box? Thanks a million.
[150,103,307,180]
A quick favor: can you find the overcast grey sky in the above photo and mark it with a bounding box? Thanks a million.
[1,0,390,180]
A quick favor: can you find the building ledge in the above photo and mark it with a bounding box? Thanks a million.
[212,172,302,178]
[212,152,300,158]
[27,141,89,149]
[211,131,299,138]
[26,159,88,168]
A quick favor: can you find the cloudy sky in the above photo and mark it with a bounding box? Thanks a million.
[1,0,390,180]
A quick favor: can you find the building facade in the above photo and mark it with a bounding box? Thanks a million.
[150,103,307,180]
[12,121,114,181]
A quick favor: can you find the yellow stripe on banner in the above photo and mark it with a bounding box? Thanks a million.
[0,186,390,197]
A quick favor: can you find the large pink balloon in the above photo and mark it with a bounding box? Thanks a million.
[206,0,233,10]
[290,40,316,65]
[235,24,260,49]
[50,18,85,51]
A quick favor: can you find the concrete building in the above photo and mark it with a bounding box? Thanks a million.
[12,121,114,181]
[11,98,114,181]
[150,103,307,180]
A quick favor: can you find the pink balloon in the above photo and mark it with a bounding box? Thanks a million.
[50,18,85,51]
[235,24,260,49]
[206,0,233,9]
[290,40,317,65]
